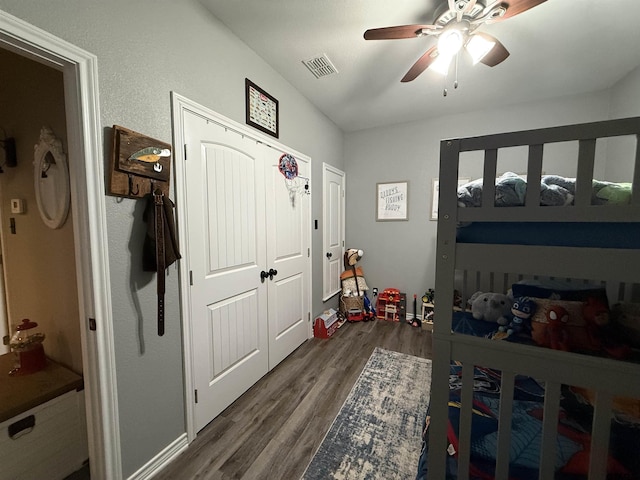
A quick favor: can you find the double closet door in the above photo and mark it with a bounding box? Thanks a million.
[183,111,311,432]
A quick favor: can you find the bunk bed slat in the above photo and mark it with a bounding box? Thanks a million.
[457,204,640,223]
[456,244,640,284]
[524,144,543,207]
[448,337,640,398]
[575,139,596,207]
[539,381,561,480]
[482,149,497,209]
[457,362,475,480]
[495,371,515,480]
[588,392,613,480]
[456,117,640,152]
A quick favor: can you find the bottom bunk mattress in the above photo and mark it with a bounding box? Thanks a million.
[417,316,640,480]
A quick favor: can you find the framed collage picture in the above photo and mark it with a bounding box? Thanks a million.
[245,78,279,138]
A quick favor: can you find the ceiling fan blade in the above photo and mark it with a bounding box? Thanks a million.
[364,24,438,40]
[401,46,439,82]
[495,0,547,21]
[476,33,510,67]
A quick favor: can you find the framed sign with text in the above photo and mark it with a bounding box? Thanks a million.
[245,78,279,138]
[376,181,408,221]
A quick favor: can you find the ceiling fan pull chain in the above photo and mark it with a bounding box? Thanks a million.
[443,71,448,96]
[454,53,459,89]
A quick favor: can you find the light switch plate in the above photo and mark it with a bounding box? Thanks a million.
[10,198,24,214]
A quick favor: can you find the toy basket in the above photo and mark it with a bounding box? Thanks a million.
[340,296,364,314]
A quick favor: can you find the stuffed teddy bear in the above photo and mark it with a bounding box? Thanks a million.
[499,296,536,337]
[468,291,513,326]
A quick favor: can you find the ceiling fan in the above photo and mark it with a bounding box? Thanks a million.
[363,0,547,89]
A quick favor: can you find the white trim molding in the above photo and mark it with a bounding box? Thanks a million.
[126,434,188,480]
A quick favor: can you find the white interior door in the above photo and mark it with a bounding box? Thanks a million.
[265,149,311,367]
[181,106,312,433]
[184,111,269,432]
[322,164,345,300]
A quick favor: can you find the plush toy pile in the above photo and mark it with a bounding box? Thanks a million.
[464,281,639,360]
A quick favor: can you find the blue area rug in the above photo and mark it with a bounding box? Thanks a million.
[301,347,432,480]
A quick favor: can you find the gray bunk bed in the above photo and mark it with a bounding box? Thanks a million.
[426,117,640,480]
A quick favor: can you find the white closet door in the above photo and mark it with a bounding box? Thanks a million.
[322,164,345,300]
[264,148,311,368]
[184,111,269,432]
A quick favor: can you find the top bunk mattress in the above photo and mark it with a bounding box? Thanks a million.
[456,221,640,249]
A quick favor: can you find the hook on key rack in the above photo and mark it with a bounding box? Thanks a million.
[128,174,140,196]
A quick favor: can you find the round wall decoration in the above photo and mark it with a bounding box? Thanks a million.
[278,153,298,179]
[33,126,70,229]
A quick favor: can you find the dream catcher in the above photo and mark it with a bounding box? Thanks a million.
[278,153,309,205]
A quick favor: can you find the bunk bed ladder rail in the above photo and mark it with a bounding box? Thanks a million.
[429,136,463,479]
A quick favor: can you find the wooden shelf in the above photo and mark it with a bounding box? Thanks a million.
[0,353,83,423]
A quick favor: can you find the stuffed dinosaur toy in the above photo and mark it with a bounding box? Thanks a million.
[468,291,513,326]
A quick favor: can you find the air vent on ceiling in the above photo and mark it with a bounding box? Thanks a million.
[302,54,338,79]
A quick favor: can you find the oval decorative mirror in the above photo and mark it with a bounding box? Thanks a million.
[33,126,70,229]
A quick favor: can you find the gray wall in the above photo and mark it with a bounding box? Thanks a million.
[2,0,639,477]
[0,1,343,477]
[342,88,639,302]
[606,65,640,181]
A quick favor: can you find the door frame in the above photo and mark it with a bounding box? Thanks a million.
[0,11,120,479]
[171,92,313,442]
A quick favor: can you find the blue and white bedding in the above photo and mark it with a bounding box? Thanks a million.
[416,314,640,480]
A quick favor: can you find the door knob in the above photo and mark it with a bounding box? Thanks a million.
[268,268,278,280]
[260,270,269,283]
[326,252,332,259]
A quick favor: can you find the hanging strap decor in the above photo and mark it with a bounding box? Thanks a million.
[143,189,181,336]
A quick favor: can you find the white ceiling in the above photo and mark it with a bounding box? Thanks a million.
[201,0,640,133]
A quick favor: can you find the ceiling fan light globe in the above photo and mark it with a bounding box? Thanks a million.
[430,53,453,76]
[466,34,496,64]
[437,29,464,57]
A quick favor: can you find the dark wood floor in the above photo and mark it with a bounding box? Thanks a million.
[155,319,433,479]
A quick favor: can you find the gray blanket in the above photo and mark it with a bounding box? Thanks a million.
[457,172,631,207]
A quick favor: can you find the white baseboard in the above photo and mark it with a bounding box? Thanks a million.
[127,433,189,480]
